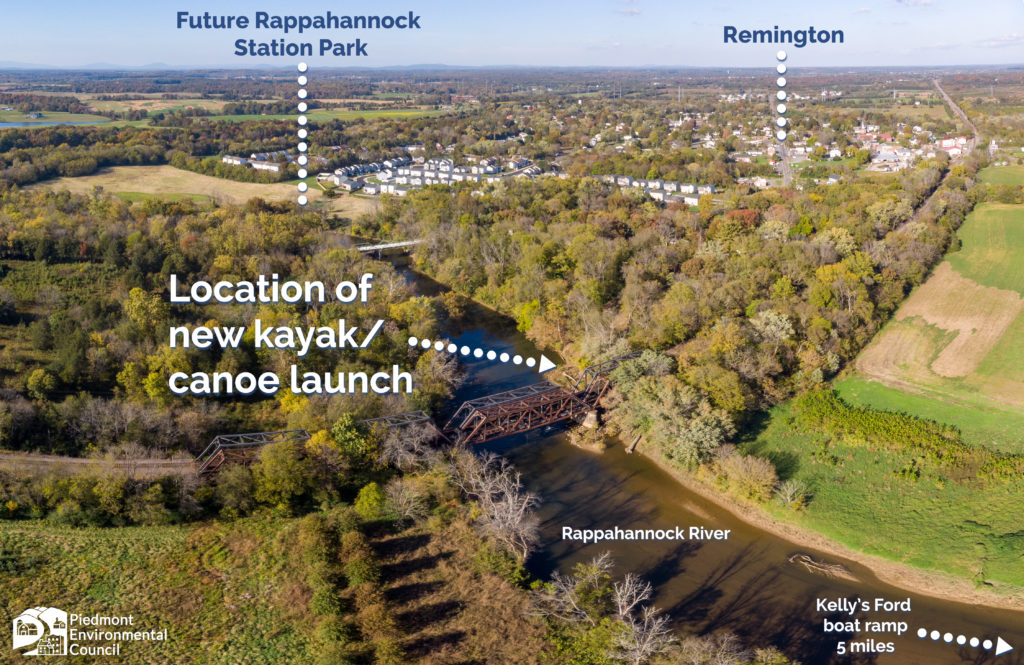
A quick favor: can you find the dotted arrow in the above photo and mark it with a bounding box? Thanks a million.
[917,628,1013,657]
[408,336,556,374]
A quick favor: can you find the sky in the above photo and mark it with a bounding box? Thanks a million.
[1,0,1023,68]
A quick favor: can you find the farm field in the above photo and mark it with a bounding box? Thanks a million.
[28,165,378,217]
[979,164,1024,186]
[844,202,1024,450]
[0,110,110,124]
[740,403,1024,590]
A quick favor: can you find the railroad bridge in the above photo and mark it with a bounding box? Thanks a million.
[196,352,638,473]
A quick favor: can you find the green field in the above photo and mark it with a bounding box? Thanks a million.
[846,202,1024,450]
[741,403,1024,589]
[835,375,1024,454]
[979,165,1024,186]
[0,110,111,125]
[0,519,313,664]
[946,204,1024,292]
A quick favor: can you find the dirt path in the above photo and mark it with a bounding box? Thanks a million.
[0,451,195,478]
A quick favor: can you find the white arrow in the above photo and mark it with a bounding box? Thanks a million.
[408,336,557,374]
[917,628,1013,657]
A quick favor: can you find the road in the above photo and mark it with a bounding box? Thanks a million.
[779,141,793,187]
[893,78,980,233]
[933,77,978,159]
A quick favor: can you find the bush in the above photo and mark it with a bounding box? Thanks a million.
[713,448,778,503]
[344,557,381,587]
[354,482,387,520]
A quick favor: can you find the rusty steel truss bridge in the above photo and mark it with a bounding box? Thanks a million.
[195,352,639,473]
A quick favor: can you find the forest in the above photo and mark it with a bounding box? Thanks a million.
[355,151,986,490]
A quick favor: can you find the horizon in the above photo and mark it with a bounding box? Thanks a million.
[2,0,1024,69]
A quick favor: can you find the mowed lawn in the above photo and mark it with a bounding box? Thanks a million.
[847,203,1024,450]
[741,404,1024,590]
[979,164,1024,186]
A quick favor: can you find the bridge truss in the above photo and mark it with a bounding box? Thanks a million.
[195,430,310,474]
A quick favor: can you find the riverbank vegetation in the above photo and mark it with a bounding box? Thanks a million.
[352,146,1024,592]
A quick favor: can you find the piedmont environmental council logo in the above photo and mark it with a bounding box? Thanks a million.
[12,607,168,657]
[12,607,66,656]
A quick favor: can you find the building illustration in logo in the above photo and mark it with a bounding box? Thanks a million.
[12,607,67,656]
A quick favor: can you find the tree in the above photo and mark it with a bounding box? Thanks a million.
[354,481,387,520]
[252,440,314,513]
[215,464,256,517]
[123,287,169,337]
[26,369,56,400]
[450,450,540,560]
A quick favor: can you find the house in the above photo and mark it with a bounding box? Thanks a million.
[696,184,715,195]
[507,157,530,170]
[222,155,247,166]
[333,176,363,191]
[828,148,842,159]
[363,183,380,195]
[683,195,700,206]
[251,161,283,173]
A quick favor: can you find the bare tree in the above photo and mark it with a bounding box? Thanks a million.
[674,633,752,665]
[449,450,540,560]
[610,605,675,665]
[613,573,651,621]
[380,423,441,471]
[385,477,427,523]
[530,551,614,625]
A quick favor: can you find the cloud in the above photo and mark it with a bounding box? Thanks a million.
[615,7,641,15]
[853,7,871,13]
[978,33,1024,48]
[895,0,933,6]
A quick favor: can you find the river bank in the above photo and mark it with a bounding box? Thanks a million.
[628,437,1024,613]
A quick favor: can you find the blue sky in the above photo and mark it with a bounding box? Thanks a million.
[1,0,1023,68]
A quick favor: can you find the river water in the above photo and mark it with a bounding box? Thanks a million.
[400,263,1024,665]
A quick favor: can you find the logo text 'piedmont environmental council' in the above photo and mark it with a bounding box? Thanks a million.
[12,607,168,657]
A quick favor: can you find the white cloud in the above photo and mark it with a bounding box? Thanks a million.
[978,33,1024,48]
[616,7,642,15]
[896,0,933,6]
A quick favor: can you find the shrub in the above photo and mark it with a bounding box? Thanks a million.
[354,482,387,520]
[713,448,778,503]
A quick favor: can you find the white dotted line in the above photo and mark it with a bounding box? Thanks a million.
[407,336,534,368]
[775,50,788,142]
[297,62,309,206]
[917,627,989,650]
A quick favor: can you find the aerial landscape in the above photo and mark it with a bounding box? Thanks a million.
[0,1,1022,663]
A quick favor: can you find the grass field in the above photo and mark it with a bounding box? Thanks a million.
[740,403,1024,590]
[0,110,110,124]
[0,519,313,664]
[979,164,1024,186]
[847,202,1024,450]
[29,165,378,218]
